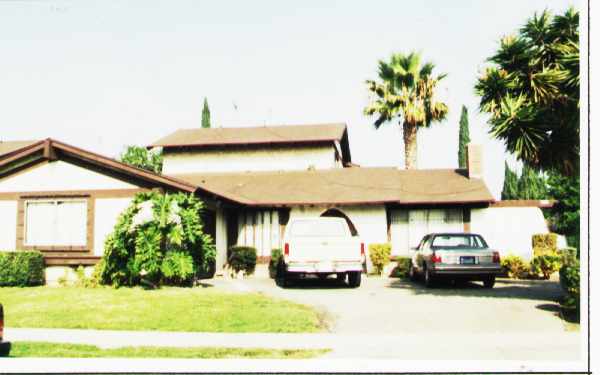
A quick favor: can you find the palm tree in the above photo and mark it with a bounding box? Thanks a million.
[364,52,449,169]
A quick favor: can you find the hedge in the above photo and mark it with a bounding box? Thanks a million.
[227,246,257,276]
[0,251,45,287]
[368,243,391,275]
[390,257,412,278]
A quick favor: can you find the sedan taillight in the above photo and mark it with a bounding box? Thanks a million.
[492,251,500,263]
[431,253,442,263]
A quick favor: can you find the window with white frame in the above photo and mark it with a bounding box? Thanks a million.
[25,199,87,247]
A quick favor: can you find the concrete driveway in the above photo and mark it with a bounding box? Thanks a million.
[218,276,574,335]
[211,275,582,361]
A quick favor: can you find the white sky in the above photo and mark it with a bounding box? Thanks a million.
[0,0,578,199]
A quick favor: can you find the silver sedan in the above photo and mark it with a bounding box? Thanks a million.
[408,233,503,288]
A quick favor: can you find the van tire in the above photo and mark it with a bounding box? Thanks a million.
[348,271,361,288]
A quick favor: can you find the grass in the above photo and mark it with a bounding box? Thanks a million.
[0,286,321,333]
[8,341,330,359]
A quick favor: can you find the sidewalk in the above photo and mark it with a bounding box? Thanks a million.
[5,327,582,360]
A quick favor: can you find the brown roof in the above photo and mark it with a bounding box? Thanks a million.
[0,140,39,159]
[170,167,494,206]
[0,139,198,193]
[151,123,347,148]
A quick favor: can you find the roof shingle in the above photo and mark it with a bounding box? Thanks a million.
[170,167,494,206]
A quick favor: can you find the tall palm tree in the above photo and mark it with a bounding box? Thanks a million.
[364,52,448,169]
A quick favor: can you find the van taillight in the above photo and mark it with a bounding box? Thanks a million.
[431,253,442,263]
[360,243,365,256]
[0,304,4,341]
[284,243,289,256]
[492,251,500,263]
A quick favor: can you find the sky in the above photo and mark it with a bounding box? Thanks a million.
[0,0,578,199]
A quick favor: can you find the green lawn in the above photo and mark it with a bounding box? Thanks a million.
[9,341,329,359]
[0,286,322,332]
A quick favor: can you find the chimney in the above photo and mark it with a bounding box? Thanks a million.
[466,144,483,179]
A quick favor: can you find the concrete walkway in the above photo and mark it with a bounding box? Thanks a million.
[5,327,582,361]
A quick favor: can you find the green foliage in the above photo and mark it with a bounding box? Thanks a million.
[457,105,470,168]
[119,146,163,174]
[368,243,391,275]
[364,51,448,169]
[500,254,529,279]
[228,246,257,276]
[502,163,548,200]
[532,233,558,250]
[0,251,45,287]
[475,8,579,175]
[547,171,580,252]
[530,254,562,279]
[99,192,216,287]
[202,97,211,128]
[390,257,412,278]
[559,249,579,317]
[161,252,195,285]
[269,248,282,279]
[501,162,519,200]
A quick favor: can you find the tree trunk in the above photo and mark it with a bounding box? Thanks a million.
[402,121,418,169]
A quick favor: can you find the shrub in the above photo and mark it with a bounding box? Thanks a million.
[228,246,257,276]
[0,251,45,287]
[368,243,391,275]
[501,254,529,279]
[269,248,282,279]
[559,250,579,318]
[99,192,216,287]
[530,254,562,279]
[532,233,558,257]
[161,252,195,285]
[390,257,411,278]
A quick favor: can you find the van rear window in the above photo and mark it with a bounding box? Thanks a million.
[290,221,347,237]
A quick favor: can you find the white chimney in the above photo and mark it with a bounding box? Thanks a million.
[466,144,483,179]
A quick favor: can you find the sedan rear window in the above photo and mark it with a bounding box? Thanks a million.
[290,221,348,237]
[431,234,488,249]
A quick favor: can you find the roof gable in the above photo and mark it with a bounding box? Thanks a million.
[151,123,352,164]
[0,139,197,193]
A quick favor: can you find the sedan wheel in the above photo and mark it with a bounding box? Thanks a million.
[408,262,417,281]
[424,266,435,288]
[483,275,496,289]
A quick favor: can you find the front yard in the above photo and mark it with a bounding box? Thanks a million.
[0,286,323,333]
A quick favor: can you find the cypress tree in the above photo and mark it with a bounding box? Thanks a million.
[518,164,548,199]
[501,161,519,200]
[201,97,211,128]
[457,105,470,168]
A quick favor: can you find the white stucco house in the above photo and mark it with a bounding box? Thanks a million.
[0,123,552,278]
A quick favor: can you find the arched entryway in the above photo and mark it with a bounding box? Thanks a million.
[320,208,358,236]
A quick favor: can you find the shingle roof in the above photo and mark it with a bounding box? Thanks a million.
[170,167,494,206]
[151,123,347,148]
[0,140,39,159]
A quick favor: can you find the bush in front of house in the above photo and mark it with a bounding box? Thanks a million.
[369,243,391,275]
[530,254,562,279]
[559,248,579,320]
[389,256,412,278]
[99,192,216,287]
[0,251,45,287]
[227,246,257,277]
[501,254,530,279]
[269,248,282,279]
[532,233,558,257]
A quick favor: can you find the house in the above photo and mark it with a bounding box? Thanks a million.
[0,139,212,281]
[0,124,552,281]
[150,123,552,271]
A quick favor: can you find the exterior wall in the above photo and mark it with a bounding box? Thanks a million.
[0,200,17,250]
[93,198,134,256]
[215,207,228,271]
[470,207,549,260]
[162,144,340,174]
[0,160,137,192]
[236,209,281,258]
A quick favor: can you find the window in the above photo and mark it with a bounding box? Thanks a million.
[431,234,488,249]
[25,199,87,247]
[290,220,348,237]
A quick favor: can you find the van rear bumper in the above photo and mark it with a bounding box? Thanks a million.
[0,341,11,357]
[287,261,363,273]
